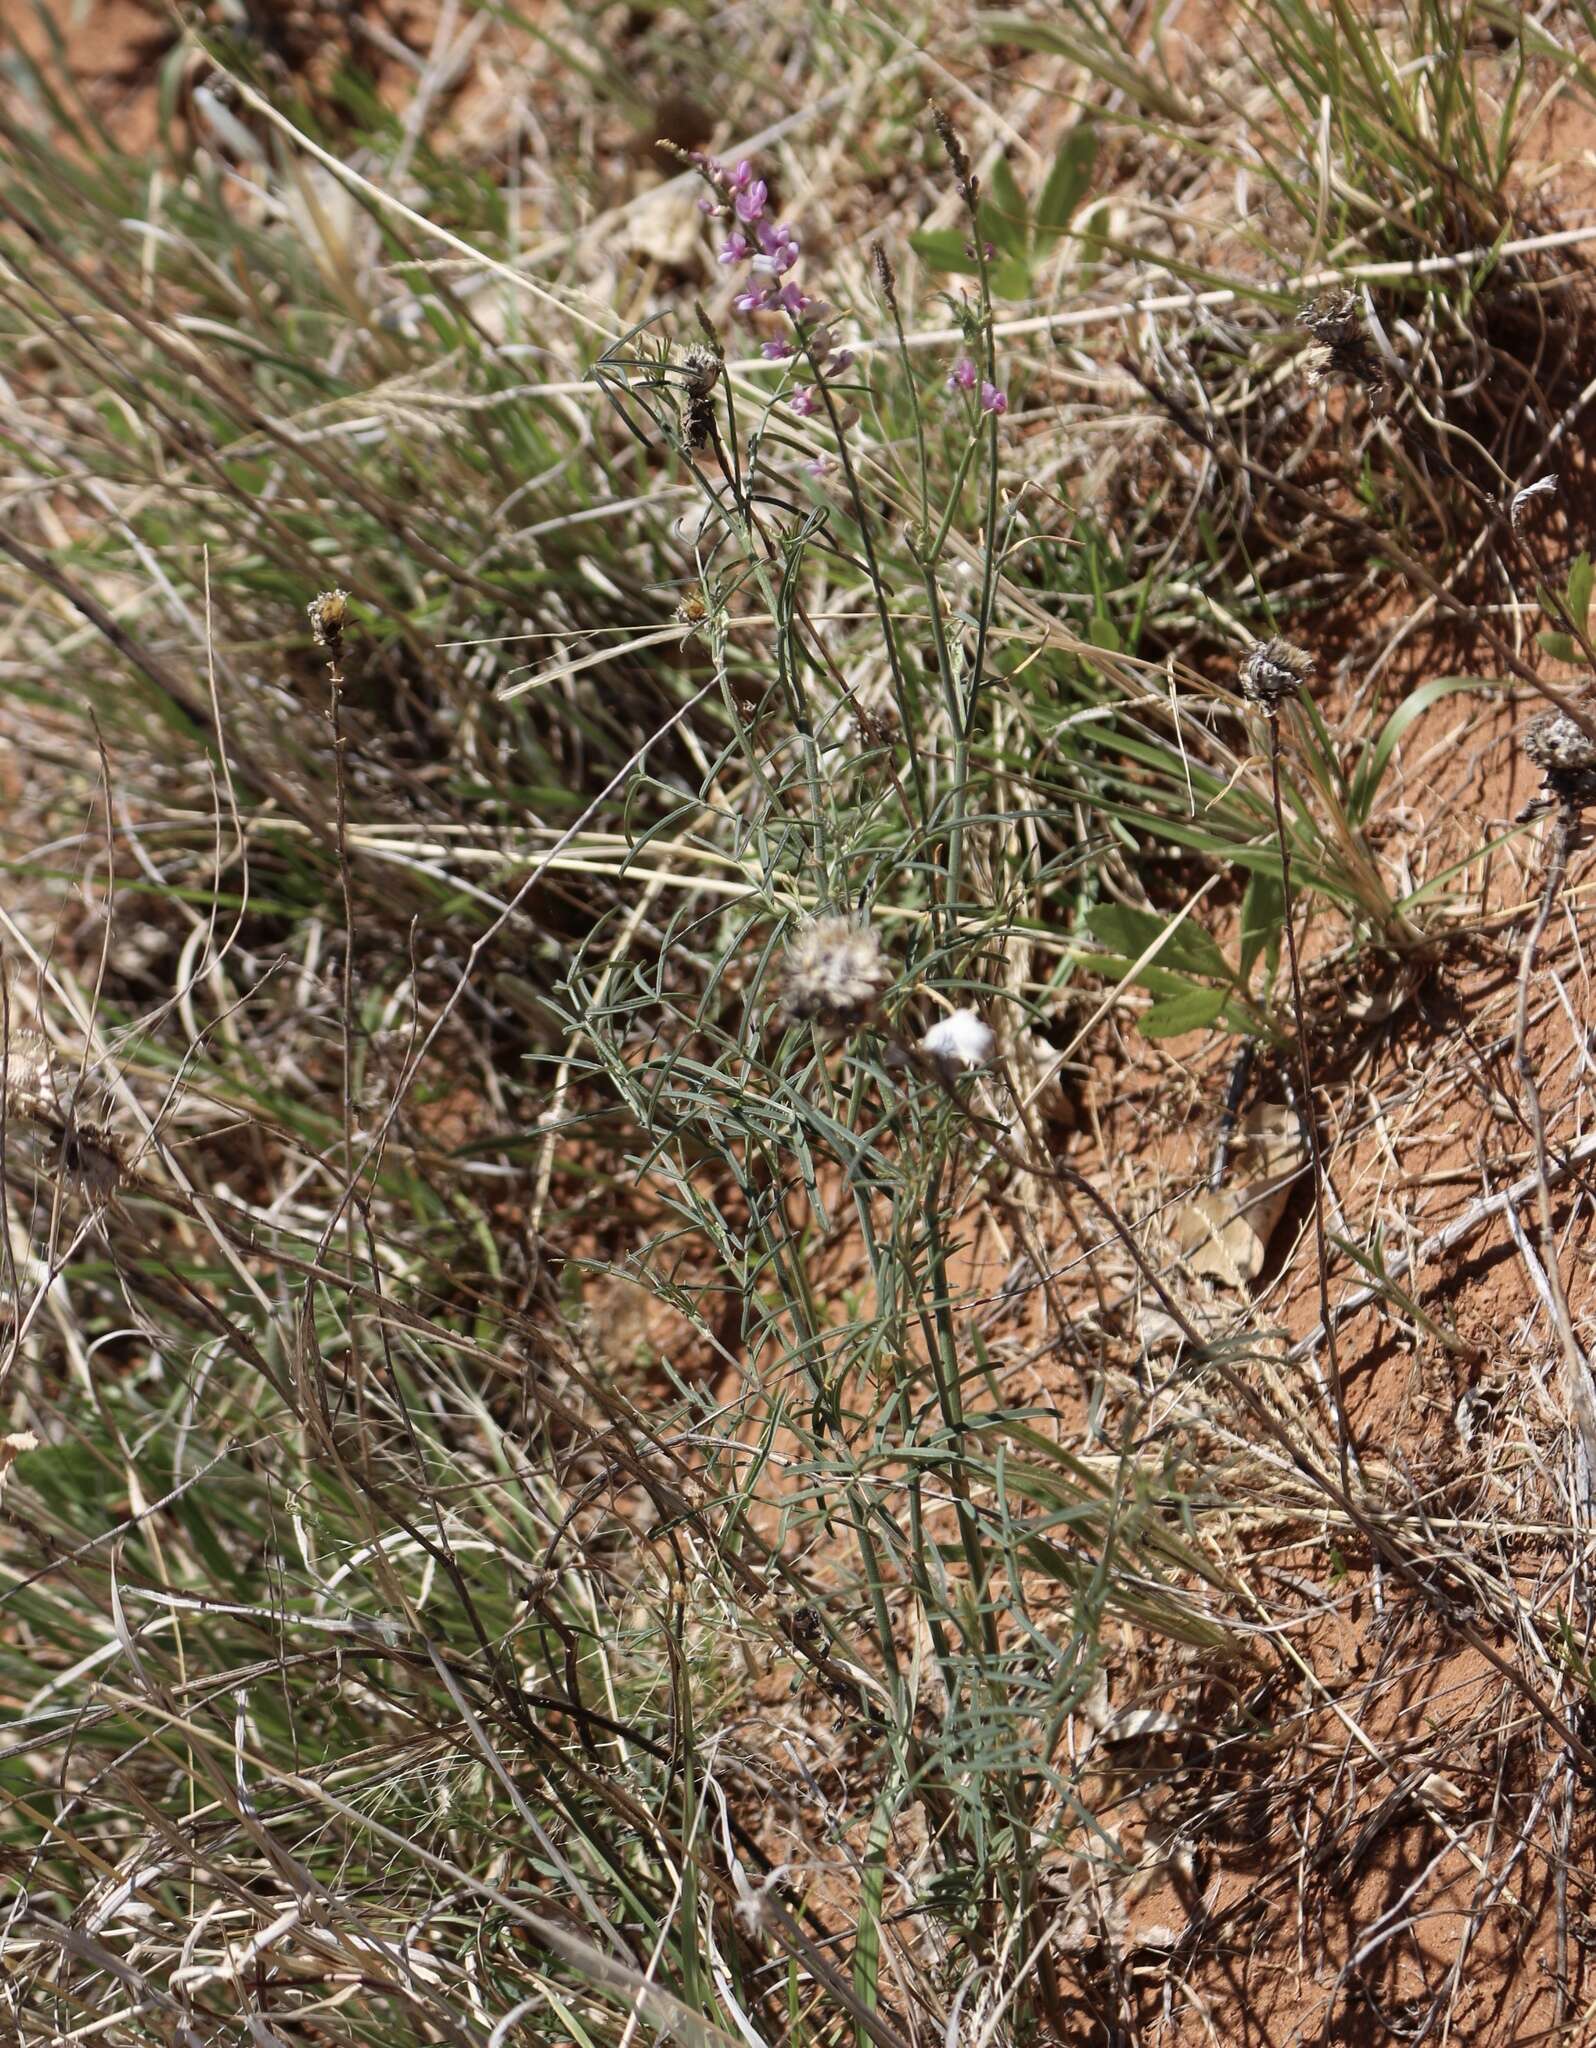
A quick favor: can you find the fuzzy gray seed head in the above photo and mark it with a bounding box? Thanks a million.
[780,917,889,1028]
[1238,638,1313,712]
[1523,711,1596,774]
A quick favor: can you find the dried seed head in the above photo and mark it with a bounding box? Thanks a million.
[1300,290,1364,349]
[1521,709,1596,815]
[676,590,708,628]
[681,344,722,401]
[1,1027,56,1125]
[872,242,899,310]
[780,917,890,1028]
[930,105,973,199]
[307,588,349,650]
[1299,289,1390,406]
[1238,638,1314,712]
[54,1118,123,1199]
[1523,711,1596,773]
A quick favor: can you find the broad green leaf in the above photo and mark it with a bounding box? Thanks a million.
[1086,902,1233,984]
[1138,984,1227,1039]
[1569,549,1593,636]
[1538,630,1577,663]
[981,152,1030,257]
[1036,123,1096,239]
[1238,869,1285,986]
[910,229,981,276]
[1075,951,1215,1000]
[990,256,1034,300]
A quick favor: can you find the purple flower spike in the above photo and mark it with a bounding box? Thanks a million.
[762,339,794,360]
[979,381,1008,415]
[790,386,820,417]
[948,356,978,392]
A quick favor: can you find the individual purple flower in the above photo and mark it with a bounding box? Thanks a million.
[828,349,855,373]
[751,230,800,276]
[772,282,808,315]
[734,179,769,224]
[979,381,1008,415]
[732,284,772,316]
[719,231,751,265]
[729,159,754,191]
[697,196,717,216]
[790,386,820,417]
[948,355,978,392]
[762,338,794,360]
[805,454,835,477]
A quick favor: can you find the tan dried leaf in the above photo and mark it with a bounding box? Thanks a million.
[623,182,706,271]
[1170,1103,1305,1291]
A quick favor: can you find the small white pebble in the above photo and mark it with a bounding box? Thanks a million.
[919,1008,994,1069]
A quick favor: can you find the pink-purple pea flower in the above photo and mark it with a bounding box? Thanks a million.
[790,386,820,417]
[980,381,1008,415]
[948,356,978,392]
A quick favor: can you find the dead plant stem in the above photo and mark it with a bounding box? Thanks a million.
[1513,802,1596,1500]
[1269,716,1352,1486]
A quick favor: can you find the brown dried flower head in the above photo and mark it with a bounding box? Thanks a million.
[1238,638,1314,712]
[780,917,890,1028]
[1521,709,1596,815]
[307,588,349,650]
[1300,289,1390,406]
[681,344,723,401]
[1300,290,1363,349]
